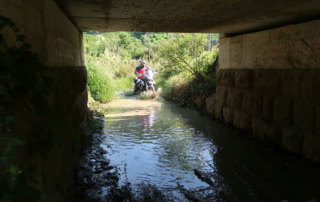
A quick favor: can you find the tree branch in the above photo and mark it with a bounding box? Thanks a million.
[176,55,205,79]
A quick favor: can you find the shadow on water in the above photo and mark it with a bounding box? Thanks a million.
[72,96,320,202]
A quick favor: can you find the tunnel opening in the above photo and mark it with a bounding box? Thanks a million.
[83,31,220,103]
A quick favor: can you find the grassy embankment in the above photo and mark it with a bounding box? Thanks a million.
[86,56,136,103]
[157,50,218,107]
[154,34,219,108]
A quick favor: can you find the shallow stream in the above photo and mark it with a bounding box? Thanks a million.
[74,96,320,202]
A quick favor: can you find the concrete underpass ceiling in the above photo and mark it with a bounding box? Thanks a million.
[54,0,320,34]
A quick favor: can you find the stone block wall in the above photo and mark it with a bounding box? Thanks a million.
[0,0,88,201]
[217,19,320,164]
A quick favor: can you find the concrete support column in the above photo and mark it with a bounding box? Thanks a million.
[217,19,320,164]
[0,0,88,200]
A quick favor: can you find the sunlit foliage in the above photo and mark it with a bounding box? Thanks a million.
[83,31,219,102]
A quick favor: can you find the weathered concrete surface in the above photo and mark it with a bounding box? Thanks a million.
[220,19,320,70]
[0,0,88,201]
[216,19,320,164]
[0,0,83,67]
[53,0,320,33]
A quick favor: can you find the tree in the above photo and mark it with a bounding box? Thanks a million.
[119,32,134,49]
[157,33,208,80]
[141,35,151,47]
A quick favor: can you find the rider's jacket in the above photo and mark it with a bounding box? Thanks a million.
[134,65,151,74]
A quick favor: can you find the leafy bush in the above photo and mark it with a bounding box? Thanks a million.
[88,90,106,117]
[86,61,116,103]
[114,76,135,92]
[157,72,191,98]
[189,46,219,77]
[157,34,208,80]
[83,32,219,103]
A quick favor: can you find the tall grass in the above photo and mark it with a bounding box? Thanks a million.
[114,76,135,92]
[87,90,106,116]
[87,50,139,79]
[86,61,116,103]
[156,73,191,97]
[156,46,218,98]
[85,48,140,102]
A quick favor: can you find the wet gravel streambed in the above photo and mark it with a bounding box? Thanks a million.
[72,96,320,202]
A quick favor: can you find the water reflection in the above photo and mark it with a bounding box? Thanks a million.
[101,98,214,190]
[101,97,320,202]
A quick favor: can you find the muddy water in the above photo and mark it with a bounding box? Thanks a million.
[99,96,320,202]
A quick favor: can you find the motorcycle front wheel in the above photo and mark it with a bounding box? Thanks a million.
[149,84,155,91]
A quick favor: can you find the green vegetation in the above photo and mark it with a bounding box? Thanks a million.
[154,34,219,106]
[86,60,116,103]
[88,90,106,117]
[84,31,219,103]
[157,34,209,80]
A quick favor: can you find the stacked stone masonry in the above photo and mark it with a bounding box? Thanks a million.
[0,0,88,201]
[217,19,320,164]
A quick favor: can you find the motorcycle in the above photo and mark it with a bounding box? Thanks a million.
[134,67,156,93]
[133,77,145,93]
[144,68,156,91]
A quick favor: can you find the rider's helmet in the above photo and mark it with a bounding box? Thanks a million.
[140,59,146,67]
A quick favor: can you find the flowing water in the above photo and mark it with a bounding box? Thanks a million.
[94,96,320,201]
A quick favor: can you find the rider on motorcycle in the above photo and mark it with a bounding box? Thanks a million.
[134,59,152,75]
[134,59,154,92]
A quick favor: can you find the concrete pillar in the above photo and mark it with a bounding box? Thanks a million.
[0,0,88,200]
[217,19,320,164]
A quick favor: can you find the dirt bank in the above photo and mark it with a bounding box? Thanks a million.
[164,82,216,118]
